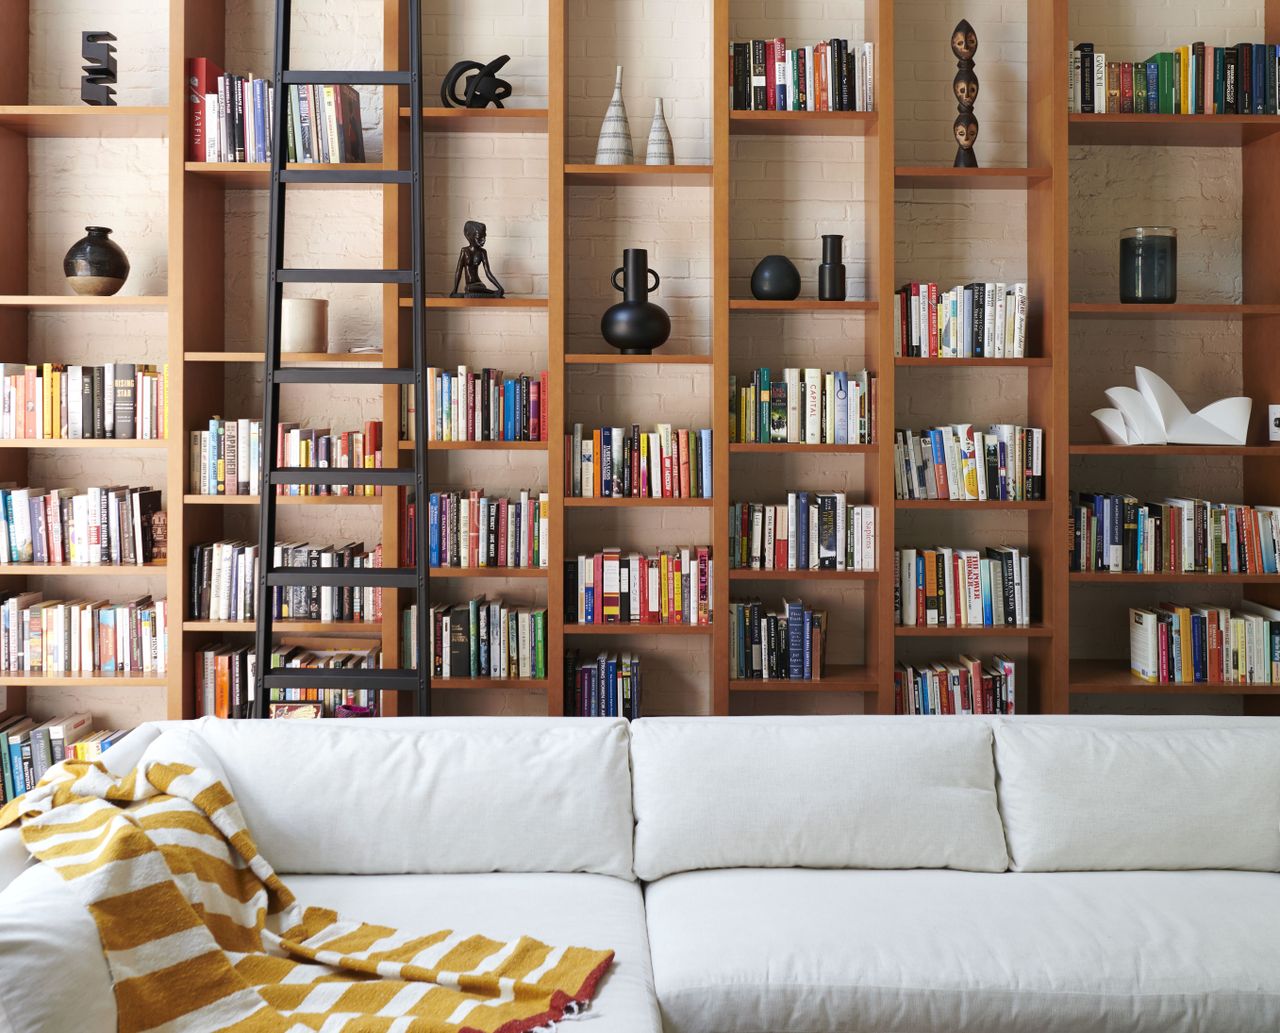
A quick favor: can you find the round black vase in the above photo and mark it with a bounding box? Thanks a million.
[750,255,801,301]
[601,248,671,355]
[63,226,130,297]
[818,234,846,301]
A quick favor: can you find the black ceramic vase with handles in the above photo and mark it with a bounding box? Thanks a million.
[601,248,671,355]
[818,234,847,301]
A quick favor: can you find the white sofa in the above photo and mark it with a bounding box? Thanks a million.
[1,715,1278,1033]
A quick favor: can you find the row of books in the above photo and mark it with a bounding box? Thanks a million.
[1,713,124,802]
[1,363,167,441]
[566,548,713,626]
[894,425,1045,502]
[187,58,367,163]
[189,540,383,624]
[728,599,826,680]
[407,368,549,443]
[730,38,874,112]
[894,655,1017,715]
[565,651,642,718]
[403,601,548,680]
[275,421,385,497]
[0,593,168,675]
[730,496,876,572]
[896,546,1032,628]
[894,282,1029,359]
[196,644,256,719]
[424,491,550,569]
[567,424,713,500]
[267,648,383,712]
[0,485,164,567]
[1130,602,1280,686]
[1069,42,1280,115]
[730,368,876,445]
[1071,493,1280,575]
[190,418,263,496]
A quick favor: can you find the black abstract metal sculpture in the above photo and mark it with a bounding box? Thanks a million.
[951,20,978,168]
[81,31,118,107]
[440,55,513,109]
[449,221,505,298]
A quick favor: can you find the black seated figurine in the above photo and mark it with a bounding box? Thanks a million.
[449,221,505,298]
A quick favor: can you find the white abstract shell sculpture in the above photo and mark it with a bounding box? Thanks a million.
[1091,367,1251,447]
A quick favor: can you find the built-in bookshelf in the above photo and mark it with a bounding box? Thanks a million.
[2,0,1276,724]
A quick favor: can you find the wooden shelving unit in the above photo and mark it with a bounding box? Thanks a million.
[7,0,1276,724]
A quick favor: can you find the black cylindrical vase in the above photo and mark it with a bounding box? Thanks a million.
[601,248,671,355]
[818,234,846,301]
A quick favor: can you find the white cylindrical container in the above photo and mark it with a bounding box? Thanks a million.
[281,298,329,354]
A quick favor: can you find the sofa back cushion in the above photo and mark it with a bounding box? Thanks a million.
[630,718,1008,880]
[187,717,635,878]
[994,722,1280,872]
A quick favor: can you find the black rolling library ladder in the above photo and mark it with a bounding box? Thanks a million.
[254,0,430,716]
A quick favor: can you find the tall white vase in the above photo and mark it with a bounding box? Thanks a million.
[645,98,673,165]
[594,66,634,165]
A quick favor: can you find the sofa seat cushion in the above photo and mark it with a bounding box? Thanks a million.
[644,867,1280,1033]
[0,867,659,1033]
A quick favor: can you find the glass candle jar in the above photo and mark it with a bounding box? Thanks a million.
[1119,226,1177,304]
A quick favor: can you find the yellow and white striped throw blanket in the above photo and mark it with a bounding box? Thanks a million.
[0,738,614,1033]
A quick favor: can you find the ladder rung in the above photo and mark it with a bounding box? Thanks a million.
[269,469,415,487]
[261,668,421,690]
[266,567,419,589]
[280,168,413,186]
[274,367,415,386]
[277,269,414,285]
[282,71,412,86]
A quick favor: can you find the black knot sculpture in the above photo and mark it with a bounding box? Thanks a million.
[441,55,513,109]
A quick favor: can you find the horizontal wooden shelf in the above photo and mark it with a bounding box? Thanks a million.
[1070,571,1280,584]
[431,676,548,690]
[564,497,712,508]
[0,671,167,686]
[0,563,165,576]
[1070,443,1277,457]
[564,163,713,185]
[0,105,168,138]
[184,162,390,187]
[185,350,384,364]
[896,499,1050,510]
[729,110,875,136]
[0,438,168,449]
[729,442,876,454]
[896,356,1050,367]
[1068,113,1280,147]
[564,623,712,636]
[895,623,1051,637]
[1070,659,1280,695]
[729,664,875,692]
[183,620,383,636]
[0,295,168,309]
[729,568,876,581]
[730,298,877,312]
[414,439,547,451]
[400,106,549,133]
[400,296,549,309]
[183,494,385,506]
[894,166,1051,189]
[564,352,712,365]
[1070,302,1280,318]
[428,566,548,578]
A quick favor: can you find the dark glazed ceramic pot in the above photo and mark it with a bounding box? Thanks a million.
[601,248,671,355]
[63,226,130,297]
[750,255,801,301]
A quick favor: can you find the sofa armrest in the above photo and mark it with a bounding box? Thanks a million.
[0,826,28,893]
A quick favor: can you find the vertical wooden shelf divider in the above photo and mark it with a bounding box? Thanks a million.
[547,0,568,715]
[711,0,732,714]
[869,0,896,713]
